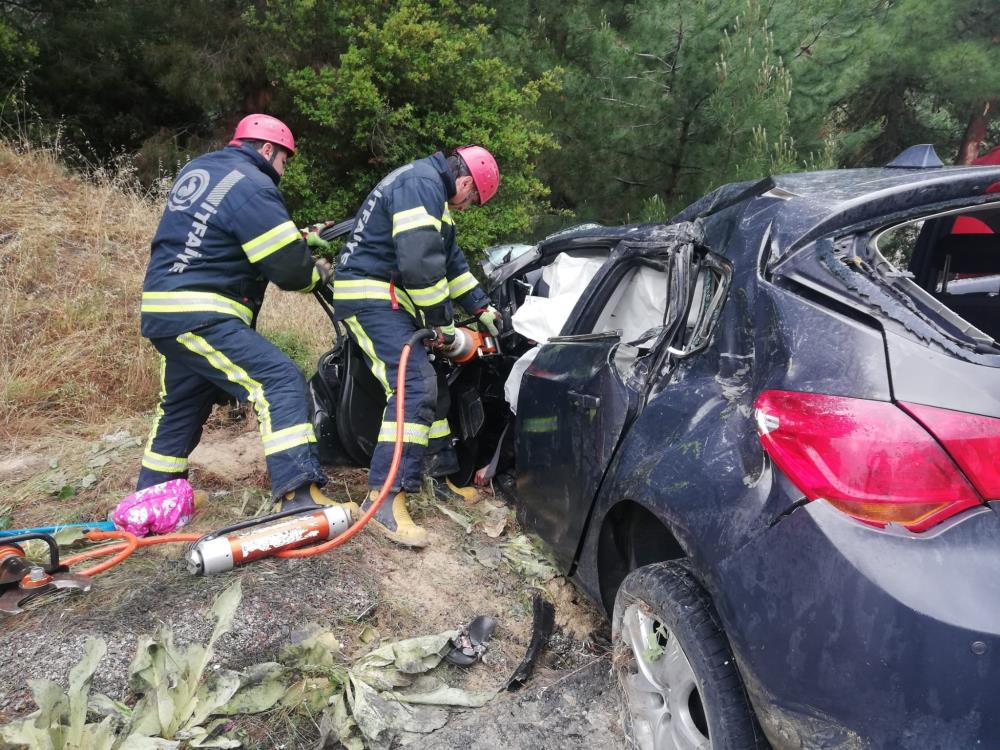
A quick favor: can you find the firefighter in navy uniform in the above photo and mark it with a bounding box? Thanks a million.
[137,114,356,517]
[333,146,502,548]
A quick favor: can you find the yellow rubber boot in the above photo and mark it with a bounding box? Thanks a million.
[277,483,359,520]
[433,477,480,505]
[361,491,429,548]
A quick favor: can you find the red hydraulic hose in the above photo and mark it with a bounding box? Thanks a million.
[62,531,203,576]
[275,332,428,558]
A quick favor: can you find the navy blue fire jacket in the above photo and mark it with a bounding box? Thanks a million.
[333,152,490,326]
[140,144,320,339]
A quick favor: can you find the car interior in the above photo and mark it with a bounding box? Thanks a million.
[877,205,1000,344]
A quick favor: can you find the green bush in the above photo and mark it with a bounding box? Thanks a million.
[255,0,560,261]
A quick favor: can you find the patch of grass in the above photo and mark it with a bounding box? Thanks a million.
[263,328,321,378]
[257,286,335,377]
[0,141,161,441]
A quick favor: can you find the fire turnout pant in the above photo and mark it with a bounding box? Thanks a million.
[136,318,327,499]
[340,307,454,493]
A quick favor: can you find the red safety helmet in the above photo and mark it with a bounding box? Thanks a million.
[229,114,296,155]
[455,145,500,204]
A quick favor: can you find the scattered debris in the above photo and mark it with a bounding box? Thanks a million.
[479,503,509,539]
[464,538,502,570]
[446,615,498,666]
[505,595,556,691]
[434,503,474,534]
[39,431,143,500]
[0,579,500,749]
[500,534,559,583]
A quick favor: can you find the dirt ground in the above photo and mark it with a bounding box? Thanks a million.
[0,423,624,748]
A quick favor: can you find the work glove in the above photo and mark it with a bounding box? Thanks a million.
[314,258,334,286]
[301,221,334,253]
[431,322,457,349]
[475,306,502,337]
[305,231,331,253]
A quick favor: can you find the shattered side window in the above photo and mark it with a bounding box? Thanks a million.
[867,203,1000,349]
[676,256,731,356]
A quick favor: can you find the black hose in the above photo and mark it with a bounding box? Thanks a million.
[410,328,436,347]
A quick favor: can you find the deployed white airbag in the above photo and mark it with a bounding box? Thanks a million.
[505,253,605,412]
[509,253,605,342]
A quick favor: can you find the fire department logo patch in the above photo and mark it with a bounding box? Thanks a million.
[167,169,211,212]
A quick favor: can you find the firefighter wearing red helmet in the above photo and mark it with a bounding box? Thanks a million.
[333,146,502,547]
[135,114,356,519]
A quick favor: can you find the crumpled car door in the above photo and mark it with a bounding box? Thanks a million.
[514,224,703,571]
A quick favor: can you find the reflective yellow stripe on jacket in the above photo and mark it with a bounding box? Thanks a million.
[428,419,450,440]
[391,207,441,236]
[448,271,478,300]
[242,220,299,263]
[141,291,253,325]
[406,278,449,307]
[333,279,416,317]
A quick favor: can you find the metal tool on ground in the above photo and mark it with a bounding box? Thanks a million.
[186,504,352,575]
[0,532,92,614]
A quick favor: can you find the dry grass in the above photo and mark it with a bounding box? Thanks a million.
[0,141,162,441]
[0,140,335,444]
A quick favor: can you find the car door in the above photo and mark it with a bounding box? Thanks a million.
[515,228,700,570]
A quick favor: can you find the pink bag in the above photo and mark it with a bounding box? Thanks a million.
[112,479,196,536]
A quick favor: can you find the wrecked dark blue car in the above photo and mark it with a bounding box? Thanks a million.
[313,147,1000,749]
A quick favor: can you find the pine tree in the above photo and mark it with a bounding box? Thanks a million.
[839,0,1000,165]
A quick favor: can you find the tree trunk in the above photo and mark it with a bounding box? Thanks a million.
[956,100,994,164]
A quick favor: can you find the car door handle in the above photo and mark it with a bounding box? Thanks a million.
[568,390,600,409]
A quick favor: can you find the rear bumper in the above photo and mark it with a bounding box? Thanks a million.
[714,500,1000,749]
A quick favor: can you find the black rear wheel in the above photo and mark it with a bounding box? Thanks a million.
[612,561,767,750]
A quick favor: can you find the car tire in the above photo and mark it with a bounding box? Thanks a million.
[612,560,766,750]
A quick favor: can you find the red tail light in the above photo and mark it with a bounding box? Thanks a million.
[754,390,982,532]
[900,402,1000,500]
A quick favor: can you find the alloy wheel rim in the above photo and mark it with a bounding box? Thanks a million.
[620,602,710,750]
